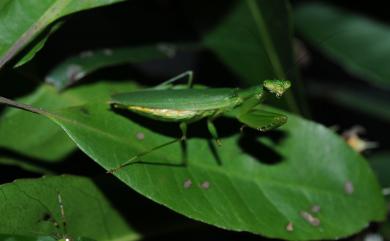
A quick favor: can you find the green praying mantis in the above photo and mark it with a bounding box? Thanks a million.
[108,71,291,173]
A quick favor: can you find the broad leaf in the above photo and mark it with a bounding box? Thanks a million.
[0,86,75,161]
[202,0,303,114]
[0,0,125,69]
[0,156,54,174]
[14,21,64,68]
[0,234,94,241]
[203,0,296,84]
[45,44,199,90]
[0,175,138,241]
[0,82,384,240]
[295,2,390,89]
[0,82,137,161]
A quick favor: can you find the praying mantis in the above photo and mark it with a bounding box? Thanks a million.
[108,71,291,172]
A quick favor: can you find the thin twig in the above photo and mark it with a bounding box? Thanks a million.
[0,96,47,115]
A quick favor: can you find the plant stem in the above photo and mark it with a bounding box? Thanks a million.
[0,96,47,115]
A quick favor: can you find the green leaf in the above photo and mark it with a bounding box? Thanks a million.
[0,234,55,241]
[0,0,125,69]
[0,156,54,174]
[0,175,138,241]
[14,21,64,68]
[45,44,199,90]
[204,0,295,84]
[0,86,75,161]
[1,82,384,240]
[0,234,94,241]
[203,0,301,114]
[0,82,138,161]
[295,2,390,90]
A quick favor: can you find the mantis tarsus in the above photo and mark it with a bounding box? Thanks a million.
[108,71,291,173]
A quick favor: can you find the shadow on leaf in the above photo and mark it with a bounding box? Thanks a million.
[238,128,286,165]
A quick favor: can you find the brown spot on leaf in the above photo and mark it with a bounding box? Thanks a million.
[156,43,176,58]
[183,179,192,189]
[286,222,294,232]
[300,211,320,227]
[136,132,145,140]
[66,64,85,82]
[200,181,210,189]
[344,181,354,195]
[103,48,113,55]
[311,205,321,213]
[80,50,94,58]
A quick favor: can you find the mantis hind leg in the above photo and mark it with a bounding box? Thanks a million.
[155,70,193,89]
[107,122,188,173]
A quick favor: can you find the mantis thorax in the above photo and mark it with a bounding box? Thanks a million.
[237,86,264,101]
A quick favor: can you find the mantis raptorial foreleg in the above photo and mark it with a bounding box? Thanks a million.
[237,108,288,132]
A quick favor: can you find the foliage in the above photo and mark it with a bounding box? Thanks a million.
[0,1,389,240]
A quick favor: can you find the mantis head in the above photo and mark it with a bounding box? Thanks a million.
[263,80,291,98]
